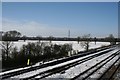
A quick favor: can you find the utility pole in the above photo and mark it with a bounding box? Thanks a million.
[68,30,70,38]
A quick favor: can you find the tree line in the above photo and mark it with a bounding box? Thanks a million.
[0,30,73,68]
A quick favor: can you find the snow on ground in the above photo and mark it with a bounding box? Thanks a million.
[90,55,119,78]
[43,49,119,79]
[32,57,67,67]
[13,40,110,52]
[11,48,115,78]
[0,66,31,76]
[0,40,110,60]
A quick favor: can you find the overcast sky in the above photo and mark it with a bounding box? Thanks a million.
[2,2,118,37]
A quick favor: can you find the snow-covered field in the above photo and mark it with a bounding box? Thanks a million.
[13,40,110,52]
[0,40,110,60]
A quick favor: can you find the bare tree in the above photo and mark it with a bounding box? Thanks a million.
[1,30,21,60]
[0,41,14,59]
[107,34,116,45]
[11,46,18,59]
[48,36,53,43]
[81,34,91,51]
[77,36,80,44]
[108,34,114,38]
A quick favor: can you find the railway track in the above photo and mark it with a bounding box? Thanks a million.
[23,48,115,79]
[27,49,118,79]
[0,45,118,79]
[98,53,120,80]
[72,51,120,80]
[70,50,120,80]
